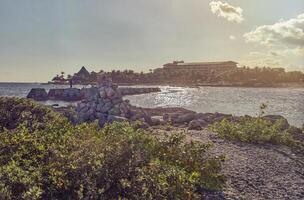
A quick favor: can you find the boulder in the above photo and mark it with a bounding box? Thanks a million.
[27,88,48,101]
[262,115,289,130]
[173,113,197,124]
[188,119,208,130]
[150,116,163,126]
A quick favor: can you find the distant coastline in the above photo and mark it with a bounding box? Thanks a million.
[48,62,304,88]
[43,81,304,88]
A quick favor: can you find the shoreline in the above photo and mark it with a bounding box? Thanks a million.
[42,82,304,88]
[1,81,304,88]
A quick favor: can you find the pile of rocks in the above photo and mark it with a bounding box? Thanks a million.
[76,77,130,126]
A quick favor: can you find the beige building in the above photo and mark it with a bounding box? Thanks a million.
[154,61,237,79]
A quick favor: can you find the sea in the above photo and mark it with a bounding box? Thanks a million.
[0,83,303,127]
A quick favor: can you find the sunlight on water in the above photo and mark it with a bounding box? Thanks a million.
[125,86,304,127]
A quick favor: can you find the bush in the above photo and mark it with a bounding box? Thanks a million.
[0,97,65,131]
[210,117,295,146]
[0,98,225,199]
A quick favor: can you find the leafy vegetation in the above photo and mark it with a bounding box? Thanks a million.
[210,117,294,145]
[0,97,225,199]
[210,103,303,148]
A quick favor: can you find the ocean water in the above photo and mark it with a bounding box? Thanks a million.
[0,83,86,107]
[126,86,304,127]
[0,83,303,127]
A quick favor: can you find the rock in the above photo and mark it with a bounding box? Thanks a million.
[27,88,48,101]
[111,97,123,105]
[163,113,180,122]
[118,87,160,96]
[188,119,208,130]
[48,88,82,101]
[173,113,197,124]
[75,77,133,127]
[96,103,104,112]
[100,102,113,113]
[163,113,169,121]
[105,87,116,97]
[48,89,65,100]
[150,116,163,126]
[99,90,106,98]
[107,115,128,123]
[81,87,100,99]
[95,112,106,119]
[263,115,289,130]
[108,107,121,116]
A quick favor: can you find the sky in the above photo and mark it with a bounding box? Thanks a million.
[0,0,303,82]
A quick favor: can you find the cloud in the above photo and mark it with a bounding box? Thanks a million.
[209,1,244,23]
[242,13,304,70]
[229,35,236,40]
[244,13,304,47]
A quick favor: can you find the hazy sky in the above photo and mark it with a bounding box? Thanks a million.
[0,0,303,82]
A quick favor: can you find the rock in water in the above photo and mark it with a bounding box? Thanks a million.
[27,88,48,101]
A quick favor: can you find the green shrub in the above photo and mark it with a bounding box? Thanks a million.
[0,97,65,131]
[210,117,295,146]
[0,98,225,199]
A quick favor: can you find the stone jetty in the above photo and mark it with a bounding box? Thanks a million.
[27,86,160,101]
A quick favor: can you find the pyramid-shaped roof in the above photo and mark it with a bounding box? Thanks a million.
[76,66,90,77]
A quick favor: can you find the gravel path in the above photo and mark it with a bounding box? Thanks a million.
[153,127,304,200]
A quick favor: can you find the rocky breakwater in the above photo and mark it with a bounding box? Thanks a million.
[48,88,82,101]
[75,77,152,127]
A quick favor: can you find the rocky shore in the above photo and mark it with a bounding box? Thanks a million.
[52,77,301,133]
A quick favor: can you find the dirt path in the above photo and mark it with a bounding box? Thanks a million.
[153,127,304,200]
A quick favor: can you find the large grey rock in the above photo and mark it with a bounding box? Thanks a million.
[150,116,163,126]
[188,119,208,130]
[263,115,289,130]
[27,88,48,101]
[173,113,197,124]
